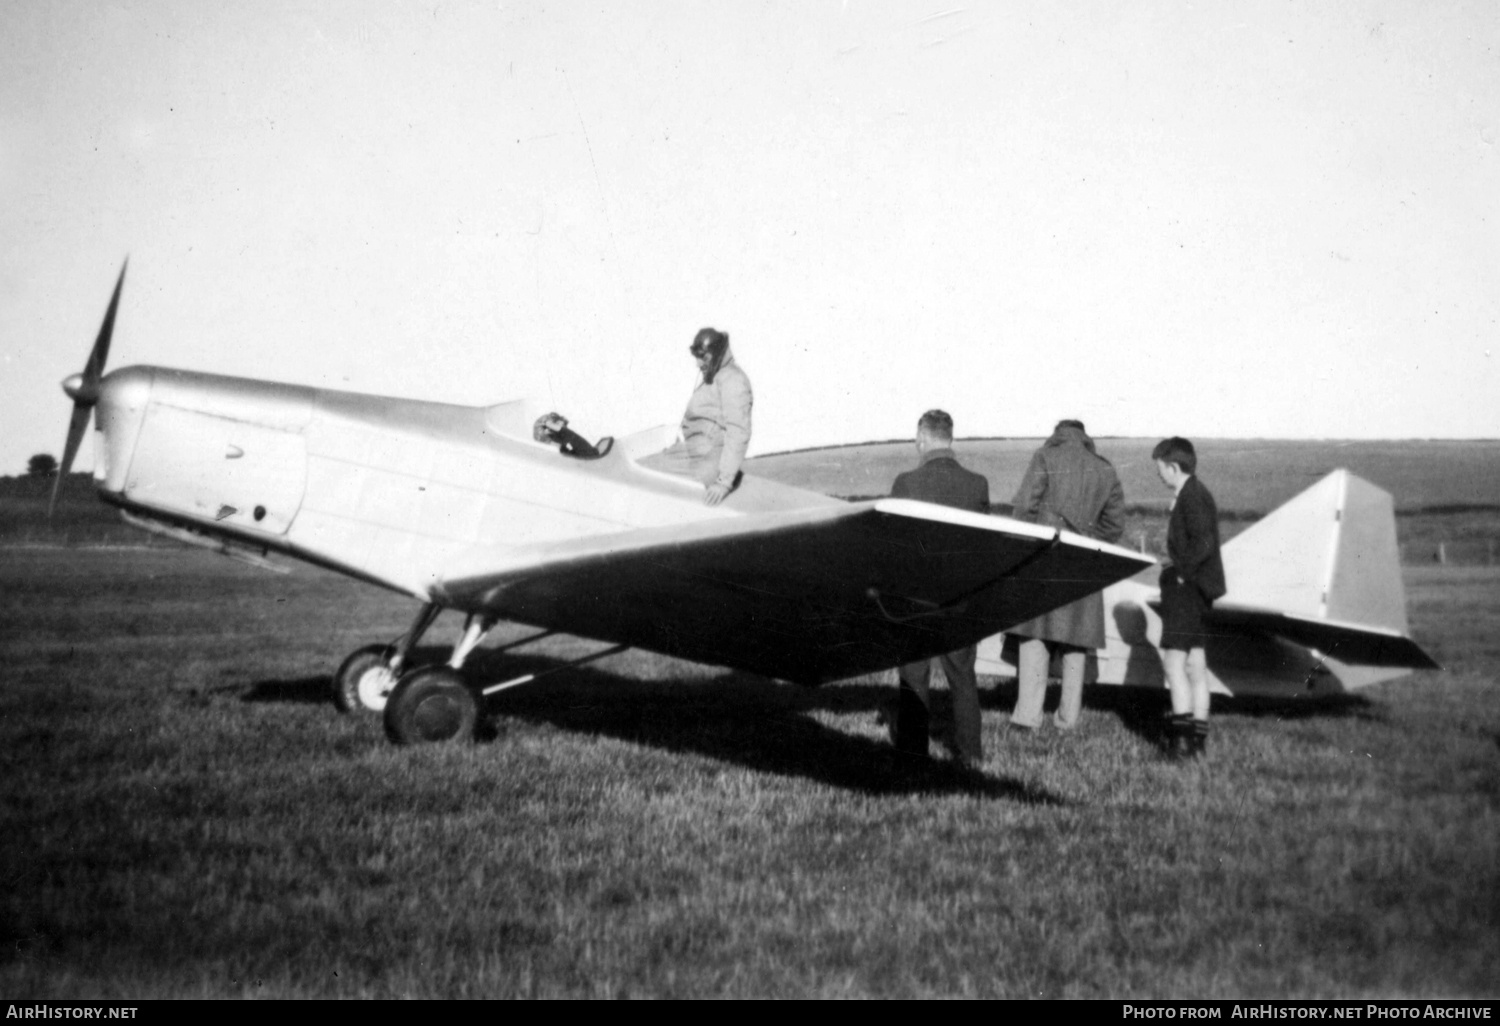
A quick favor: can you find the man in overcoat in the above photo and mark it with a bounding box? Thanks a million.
[1007,420,1126,732]
[888,409,990,765]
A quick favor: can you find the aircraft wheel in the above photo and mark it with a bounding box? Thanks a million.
[384,667,478,745]
[332,644,398,714]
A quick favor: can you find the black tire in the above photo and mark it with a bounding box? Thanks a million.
[332,644,397,714]
[384,667,478,745]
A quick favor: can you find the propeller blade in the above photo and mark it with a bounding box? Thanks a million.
[50,258,128,519]
[50,402,93,517]
[83,259,128,387]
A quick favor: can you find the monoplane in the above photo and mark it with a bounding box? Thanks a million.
[53,263,1157,743]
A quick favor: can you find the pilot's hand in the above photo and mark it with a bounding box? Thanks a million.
[704,482,732,506]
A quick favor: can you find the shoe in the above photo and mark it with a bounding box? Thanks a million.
[941,736,983,767]
[1186,720,1209,758]
[892,687,930,757]
[1163,714,1194,761]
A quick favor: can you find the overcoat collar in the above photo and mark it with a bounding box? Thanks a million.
[918,446,958,467]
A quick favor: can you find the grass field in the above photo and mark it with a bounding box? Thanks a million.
[2,548,1496,998]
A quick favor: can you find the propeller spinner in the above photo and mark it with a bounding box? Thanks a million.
[51,259,128,516]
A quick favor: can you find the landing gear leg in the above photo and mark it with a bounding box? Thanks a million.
[331,601,443,714]
[390,601,444,678]
[447,613,499,670]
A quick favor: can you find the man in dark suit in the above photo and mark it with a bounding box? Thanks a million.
[1152,436,1227,759]
[888,410,990,765]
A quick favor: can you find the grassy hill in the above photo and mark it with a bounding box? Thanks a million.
[749,437,1500,514]
[8,438,1499,562]
[748,437,1500,564]
[0,473,138,546]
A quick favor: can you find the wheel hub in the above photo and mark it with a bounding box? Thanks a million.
[356,665,396,711]
[412,693,465,741]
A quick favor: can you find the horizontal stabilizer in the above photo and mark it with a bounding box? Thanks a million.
[1209,605,1440,670]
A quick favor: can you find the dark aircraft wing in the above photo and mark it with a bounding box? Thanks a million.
[434,499,1154,685]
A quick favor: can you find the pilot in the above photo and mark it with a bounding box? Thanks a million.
[533,412,611,460]
[640,327,753,506]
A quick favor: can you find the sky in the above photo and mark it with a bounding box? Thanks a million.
[2,0,1497,476]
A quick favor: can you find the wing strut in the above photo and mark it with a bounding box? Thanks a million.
[481,643,630,696]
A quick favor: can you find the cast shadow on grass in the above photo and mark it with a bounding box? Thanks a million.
[1211,692,1378,720]
[239,644,463,705]
[239,648,1377,788]
[236,647,1052,799]
[986,678,1378,751]
[463,650,1065,803]
[240,676,332,704]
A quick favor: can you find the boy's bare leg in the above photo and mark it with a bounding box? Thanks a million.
[1186,646,1211,721]
[1162,648,1192,716]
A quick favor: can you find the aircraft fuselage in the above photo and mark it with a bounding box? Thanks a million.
[91,364,834,599]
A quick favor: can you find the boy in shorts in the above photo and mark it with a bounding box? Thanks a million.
[1152,437,1226,759]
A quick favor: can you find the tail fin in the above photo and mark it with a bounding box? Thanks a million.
[1214,470,1439,689]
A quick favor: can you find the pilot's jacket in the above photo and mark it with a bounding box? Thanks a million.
[678,351,754,488]
[1007,423,1126,650]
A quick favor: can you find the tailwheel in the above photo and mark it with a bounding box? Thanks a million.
[384,666,478,745]
[333,644,398,713]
